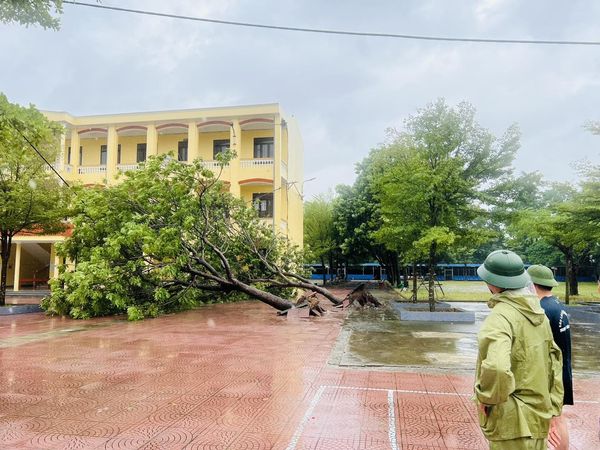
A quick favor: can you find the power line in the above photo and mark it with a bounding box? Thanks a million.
[63,1,600,46]
[1,113,70,187]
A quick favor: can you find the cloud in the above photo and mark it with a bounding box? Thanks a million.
[0,0,598,197]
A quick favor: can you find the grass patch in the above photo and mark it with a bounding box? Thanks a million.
[395,281,600,304]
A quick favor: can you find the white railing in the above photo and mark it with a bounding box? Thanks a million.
[281,161,288,179]
[240,159,273,168]
[202,161,229,170]
[78,165,106,175]
[117,164,141,172]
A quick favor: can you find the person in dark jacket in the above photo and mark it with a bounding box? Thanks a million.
[527,264,573,450]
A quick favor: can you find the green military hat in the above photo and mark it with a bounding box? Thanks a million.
[477,250,530,289]
[527,264,559,287]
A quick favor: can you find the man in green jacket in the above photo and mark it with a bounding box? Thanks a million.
[475,250,564,450]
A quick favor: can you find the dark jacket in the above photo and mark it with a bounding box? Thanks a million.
[540,295,573,405]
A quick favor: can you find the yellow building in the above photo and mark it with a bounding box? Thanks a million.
[7,103,304,292]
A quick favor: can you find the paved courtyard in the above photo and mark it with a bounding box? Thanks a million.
[0,292,598,449]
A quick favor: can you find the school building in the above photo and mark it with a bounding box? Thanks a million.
[6,103,304,292]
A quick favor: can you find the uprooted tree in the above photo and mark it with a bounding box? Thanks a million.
[42,154,343,320]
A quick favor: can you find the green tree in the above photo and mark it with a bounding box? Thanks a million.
[511,182,594,303]
[376,99,520,311]
[304,194,337,284]
[333,150,402,286]
[0,93,70,305]
[43,155,340,320]
[0,0,63,30]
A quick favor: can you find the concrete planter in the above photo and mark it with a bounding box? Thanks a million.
[392,301,475,323]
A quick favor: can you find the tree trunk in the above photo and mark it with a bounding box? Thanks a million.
[569,263,579,296]
[564,253,572,305]
[428,243,437,312]
[285,279,342,306]
[412,261,417,303]
[0,233,12,307]
[321,256,327,286]
[232,279,293,312]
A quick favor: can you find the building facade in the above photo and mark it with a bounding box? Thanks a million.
[7,103,304,292]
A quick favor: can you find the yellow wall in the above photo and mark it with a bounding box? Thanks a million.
[157,133,187,158]
[198,131,230,161]
[240,130,274,159]
[118,135,147,164]
[80,137,106,166]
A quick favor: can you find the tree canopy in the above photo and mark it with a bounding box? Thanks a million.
[0,93,70,305]
[0,0,63,30]
[43,154,340,320]
[374,100,520,309]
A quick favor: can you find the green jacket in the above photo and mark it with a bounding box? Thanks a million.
[475,288,564,441]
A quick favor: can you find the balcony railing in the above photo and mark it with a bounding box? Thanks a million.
[78,165,106,175]
[117,164,141,172]
[202,161,230,170]
[240,159,273,168]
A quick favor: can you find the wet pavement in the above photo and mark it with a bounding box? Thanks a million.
[343,299,600,374]
[0,288,598,449]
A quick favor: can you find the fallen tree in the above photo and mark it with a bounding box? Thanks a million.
[42,155,342,320]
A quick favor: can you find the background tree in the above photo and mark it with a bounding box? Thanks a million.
[0,0,63,30]
[43,155,340,320]
[333,143,403,286]
[510,182,593,303]
[0,93,69,305]
[304,194,338,285]
[375,99,520,311]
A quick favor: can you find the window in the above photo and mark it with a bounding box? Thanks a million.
[213,139,230,159]
[178,139,188,162]
[136,143,147,163]
[100,145,107,165]
[67,146,71,164]
[253,137,274,158]
[252,192,273,218]
[117,144,121,164]
[79,146,83,165]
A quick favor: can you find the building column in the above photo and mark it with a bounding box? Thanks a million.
[70,128,80,176]
[49,244,60,280]
[146,124,158,158]
[13,243,22,292]
[229,119,241,197]
[187,122,199,162]
[272,117,283,232]
[106,126,118,184]
[58,132,66,169]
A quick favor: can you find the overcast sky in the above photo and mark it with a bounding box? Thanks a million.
[1,0,599,198]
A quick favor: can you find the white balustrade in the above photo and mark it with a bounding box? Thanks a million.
[240,159,274,168]
[202,161,229,170]
[78,165,106,175]
[117,164,141,172]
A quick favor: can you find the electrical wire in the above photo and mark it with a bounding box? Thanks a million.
[1,113,70,187]
[63,1,600,46]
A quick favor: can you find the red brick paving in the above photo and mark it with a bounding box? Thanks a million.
[0,299,598,449]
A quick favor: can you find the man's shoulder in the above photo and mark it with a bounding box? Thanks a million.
[540,296,565,313]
